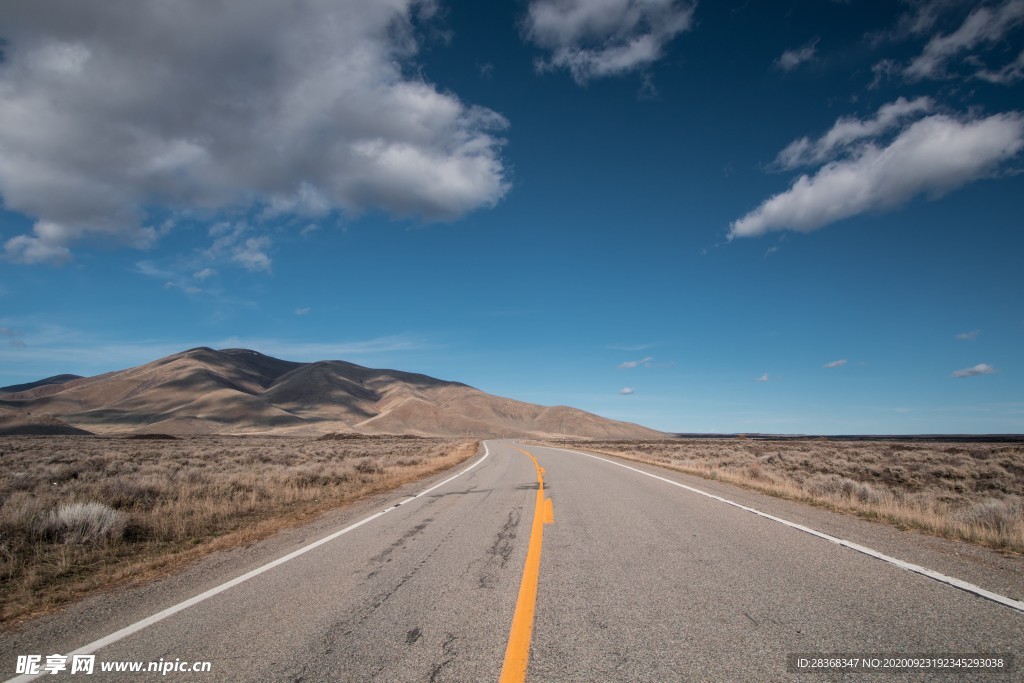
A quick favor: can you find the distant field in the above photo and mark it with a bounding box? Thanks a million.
[534,438,1024,553]
[0,435,478,626]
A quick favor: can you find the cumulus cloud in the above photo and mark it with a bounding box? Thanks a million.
[952,363,997,377]
[823,359,848,368]
[730,111,1024,238]
[619,356,654,369]
[755,373,769,382]
[0,0,509,264]
[775,97,934,169]
[775,38,819,71]
[955,329,980,340]
[619,386,636,395]
[906,0,1024,80]
[524,0,695,83]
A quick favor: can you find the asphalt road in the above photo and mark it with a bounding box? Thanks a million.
[3,440,1023,682]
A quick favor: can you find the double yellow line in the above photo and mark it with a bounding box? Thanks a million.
[499,448,554,683]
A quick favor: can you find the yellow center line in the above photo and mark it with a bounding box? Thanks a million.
[499,448,553,683]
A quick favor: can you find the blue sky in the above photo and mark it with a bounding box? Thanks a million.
[1,0,1022,434]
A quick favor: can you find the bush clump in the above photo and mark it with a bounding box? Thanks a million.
[955,497,1023,535]
[40,502,127,544]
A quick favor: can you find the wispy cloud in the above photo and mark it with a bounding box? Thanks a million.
[134,258,258,310]
[755,373,770,382]
[0,325,199,373]
[774,97,934,170]
[0,326,27,348]
[164,282,202,296]
[823,359,848,368]
[294,307,311,316]
[869,0,957,44]
[906,0,1024,81]
[0,317,430,380]
[206,223,273,274]
[731,111,1024,238]
[524,0,696,83]
[955,329,981,340]
[952,363,997,378]
[608,342,656,351]
[619,356,654,369]
[212,336,432,361]
[619,387,636,395]
[975,48,1024,84]
[775,38,819,71]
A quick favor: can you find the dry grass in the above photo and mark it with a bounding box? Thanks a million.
[0,434,478,627]
[534,438,1024,553]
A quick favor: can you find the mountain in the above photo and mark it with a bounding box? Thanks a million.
[0,348,666,439]
[0,374,83,395]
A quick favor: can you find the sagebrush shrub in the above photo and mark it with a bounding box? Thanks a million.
[43,502,127,544]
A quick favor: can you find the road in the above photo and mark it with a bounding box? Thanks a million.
[3,440,1023,681]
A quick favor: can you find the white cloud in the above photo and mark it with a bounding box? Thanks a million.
[524,0,695,83]
[823,359,848,368]
[231,237,272,273]
[0,0,509,264]
[619,356,654,369]
[619,386,636,395]
[955,329,980,340]
[906,0,1024,80]
[193,268,216,281]
[975,48,1024,84]
[775,38,819,71]
[775,97,934,169]
[295,307,311,316]
[731,111,1024,238]
[5,229,72,265]
[755,373,769,382]
[204,223,273,273]
[894,0,959,38]
[952,363,997,377]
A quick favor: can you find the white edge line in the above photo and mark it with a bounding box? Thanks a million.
[542,444,1024,615]
[4,442,492,683]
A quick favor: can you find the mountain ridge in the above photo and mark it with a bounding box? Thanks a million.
[0,347,665,439]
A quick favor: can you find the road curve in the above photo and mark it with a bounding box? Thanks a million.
[2,440,1022,682]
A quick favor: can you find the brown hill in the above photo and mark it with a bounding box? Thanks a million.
[0,374,83,395]
[0,406,94,436]
[0,348,666,439]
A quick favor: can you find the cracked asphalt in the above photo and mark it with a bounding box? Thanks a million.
[2,440,1023,682]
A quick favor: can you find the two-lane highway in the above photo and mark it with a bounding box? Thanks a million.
[3,440,1022,681]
